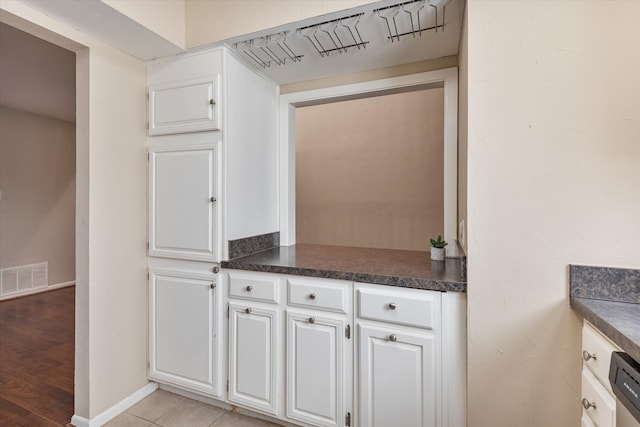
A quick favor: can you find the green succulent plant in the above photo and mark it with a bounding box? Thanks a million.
[430,235,448,248]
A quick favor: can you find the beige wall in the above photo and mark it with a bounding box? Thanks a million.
[185,0,374,47]
[296,89,444,252]
[1,1,148,419]
[466,1,640,426]
[281,56,458,94]
[0,107,76,285]
[102,0,186,48]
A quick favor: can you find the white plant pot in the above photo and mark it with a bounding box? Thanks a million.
[431,247,445,261]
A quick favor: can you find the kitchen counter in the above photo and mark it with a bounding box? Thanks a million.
[221,243,466,292]
[570,265,640,363]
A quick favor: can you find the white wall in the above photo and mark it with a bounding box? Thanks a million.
[0,107,76,286]
[185,0,374,47]
[1,1,148,419]
[456,5,467,251]
[466,1,640,425]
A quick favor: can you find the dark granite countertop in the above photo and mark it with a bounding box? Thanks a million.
[221,244,466,292]
[570,265,640,363]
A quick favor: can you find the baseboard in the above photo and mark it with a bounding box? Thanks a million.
[71,382,158,427]
[0,280,75,301]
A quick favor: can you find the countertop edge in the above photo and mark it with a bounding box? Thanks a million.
[570,296,640,364]
[220,260,466,293]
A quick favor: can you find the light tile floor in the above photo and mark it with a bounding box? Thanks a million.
[105,390,282,427]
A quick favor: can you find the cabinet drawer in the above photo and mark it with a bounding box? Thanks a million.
[581,368,616,427]
[581,411,596,427]
[583,322,620,393]
[228,272,279,304]
[287,277,349,314]
[356,285,441,330]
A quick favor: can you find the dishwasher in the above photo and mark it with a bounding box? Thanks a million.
[610,352,640,427]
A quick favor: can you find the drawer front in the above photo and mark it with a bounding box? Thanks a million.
[583,322,620,393]
[228,272,279,304]
[581,368,616,427]
[356,286,441,330]
[287,277,349,314]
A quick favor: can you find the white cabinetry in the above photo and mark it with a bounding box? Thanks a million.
[227,272,281,415]
[148,75,220,135]
[149,144,218,261]
[581,321,620,427]
[285,277,352,427]
[229,303,279,414]
[355,284,442,427]
[148,269,220,396]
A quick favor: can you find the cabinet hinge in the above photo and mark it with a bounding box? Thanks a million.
[147,242,149,250]
[226,380,229,392]
[346,412,351,426]
[147,271,149,280]
[346,324,351,339]
[147,361,150,369]
[227,305,229,318]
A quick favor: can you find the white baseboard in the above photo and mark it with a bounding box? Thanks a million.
[71,382,158,427]
[0,280,75,301]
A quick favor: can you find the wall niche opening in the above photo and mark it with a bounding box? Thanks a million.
[295,87,444,252]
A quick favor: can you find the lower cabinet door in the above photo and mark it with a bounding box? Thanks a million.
[358,324,438,427]
[286,311,349,427]
[229,304,278,415]
[149,270,218,396]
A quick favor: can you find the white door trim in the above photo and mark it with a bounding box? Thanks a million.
[278,68,458,246]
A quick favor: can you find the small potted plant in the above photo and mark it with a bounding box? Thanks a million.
[430,235,448,261]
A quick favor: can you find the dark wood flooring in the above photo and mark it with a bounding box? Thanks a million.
[0,287,75,426]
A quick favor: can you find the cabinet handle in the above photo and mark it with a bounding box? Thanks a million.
[246,286,253,292]
[210,99,215,105]
[388,302,397,310]
[582,398,596,411]
[308,317,315,324]
[389,334,397,342]
[582,350,597,361]
[245,308,252,314]
[309,293,316,300]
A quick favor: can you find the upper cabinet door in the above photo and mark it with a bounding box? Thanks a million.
[149,144,218,261]
[149,75,220,136]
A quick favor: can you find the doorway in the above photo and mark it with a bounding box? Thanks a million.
[0,22,76,425]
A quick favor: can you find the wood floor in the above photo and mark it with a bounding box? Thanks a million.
[0,286,75,426]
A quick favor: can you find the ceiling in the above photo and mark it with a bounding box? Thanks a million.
[0,0,462,123]
[224,0,464,85]
[0,22,76,123]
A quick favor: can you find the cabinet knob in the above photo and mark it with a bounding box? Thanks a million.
[309,293,316,300]
[210,99,215,105]
[388,302,397,310]
[245,308,252,314]
[389,334,397,342]
[210,283,216,289]
[582,350,597,361]
[210,196,217,202]
[212,266,220,274]
[246,286,253,292]
[582,398,596,411]
[308,317,315,324]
